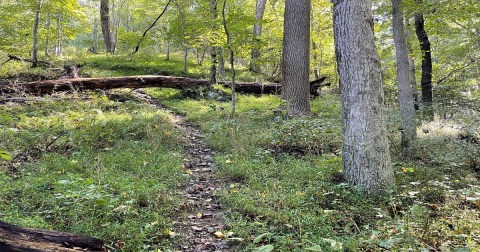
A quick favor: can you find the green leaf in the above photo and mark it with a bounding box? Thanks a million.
[253,245,274,252]
[305,244,323,251]
[0,150,12,161]
[253,232,274,244]
[379,239,395,249]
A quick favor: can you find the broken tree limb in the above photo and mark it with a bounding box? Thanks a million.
[0,221,103,251]
[1,75,330,96]
[5,54,52,67]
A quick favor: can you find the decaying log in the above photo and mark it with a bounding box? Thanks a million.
[0,75,211,95]
[1,75,330,96]
[0,221,103,251]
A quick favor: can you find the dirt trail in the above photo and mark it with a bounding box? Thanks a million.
[132,90,231,252]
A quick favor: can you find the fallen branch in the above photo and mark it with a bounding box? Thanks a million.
[0,221,103,251]
[5,54,52,67]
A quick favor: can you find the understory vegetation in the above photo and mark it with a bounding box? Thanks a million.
[1,55,478,251]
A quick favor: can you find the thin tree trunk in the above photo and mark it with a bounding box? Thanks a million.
[177,5,187,74]
[222,0,235,114]
[333,0,394,194]
[281,0,311,117]
[44,13,50,58]
[100,0,114,53]
[209,0,218,84]
[93,17,99,53]
[55,14,63,56]
[32,0,43,67]
[414,4,433,119]
[392,0,417,149]
[250,0,267,73]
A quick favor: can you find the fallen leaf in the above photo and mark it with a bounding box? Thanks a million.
[196,212,203,219]
[191,226,203,232]
[214,231,225,238]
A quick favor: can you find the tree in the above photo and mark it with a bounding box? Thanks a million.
[391,0,417,148]
[209,0,218,84]
[281,0,311,117]
[333,0,394,193]
[250,0,267,73]
[414,1,433,118]
[32,0,44,67]
[100,0,115,53]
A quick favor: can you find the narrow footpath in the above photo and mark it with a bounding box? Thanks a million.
[132,90,231,252]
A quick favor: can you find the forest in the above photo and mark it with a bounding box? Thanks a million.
[0,0,479,251]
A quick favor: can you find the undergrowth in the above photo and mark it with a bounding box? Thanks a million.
[0,91,185,251]
[146,87,480,251]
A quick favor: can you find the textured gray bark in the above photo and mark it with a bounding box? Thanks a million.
[405,18,419,110]
[391,0,417,148]
[281,0,311,117]
[333,0,394,193]
[100,0,114,53]
[250,0,267,72]
[32,0,43,67]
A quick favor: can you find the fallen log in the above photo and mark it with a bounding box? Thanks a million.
[0,75,211,95]
[0,221,103,251]
[0,75,330,96]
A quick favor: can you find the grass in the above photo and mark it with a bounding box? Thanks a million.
[1,53,479,251]
[145,86,480,251]
[0,91,186,251]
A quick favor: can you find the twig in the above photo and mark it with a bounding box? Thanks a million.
[132,0,173,55]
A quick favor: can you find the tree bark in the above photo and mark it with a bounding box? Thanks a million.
[0,221,103,251]
[414,5,433,118]
[391,0,417,149]
[92,17,99,53]
[250,0,267,73]
[2,76,329,96]
[209,0,218,84]
[55,14,63,56]
[100,0,115,53]
[32,0,43,68]
[405,18,419,110]
[222,0,236,113]
[281,0,311,117]
[333,0,394,194]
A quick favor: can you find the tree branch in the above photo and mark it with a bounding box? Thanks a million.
[436,58,478,85]
[132,0,173,55]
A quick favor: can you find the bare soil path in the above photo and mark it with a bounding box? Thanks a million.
[132,90,231,252]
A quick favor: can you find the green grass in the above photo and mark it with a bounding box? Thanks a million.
[0,91,186,251]
[145,87,480,251]
[1,54,479,251]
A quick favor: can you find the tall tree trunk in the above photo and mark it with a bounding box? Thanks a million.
[55,14,63,56]
[209,0,218,84]
[222,0,235,114]
[333,0,394,194]
[250,0,267,73]
[391,0,417,149]
[32,0,43,68]
[100,0,115,53]
[414,6,433,118]
[281,0,311,117]
[166,20,170,61]
[406,18,419,110]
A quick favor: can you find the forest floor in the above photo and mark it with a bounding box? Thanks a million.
[132,90,231,251]
[1,54,479,251]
